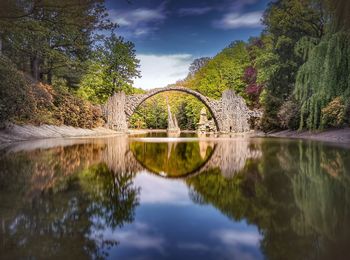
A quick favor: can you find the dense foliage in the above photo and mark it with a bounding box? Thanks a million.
[0,0,114,85]
[295,31,350,130]
[0,0,140,128]
[184,41,250,100]
[0,55,104,128]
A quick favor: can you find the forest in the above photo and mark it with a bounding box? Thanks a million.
[0,0,349,131]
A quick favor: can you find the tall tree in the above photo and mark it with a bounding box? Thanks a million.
[100,34,141,93]
[78,34,141,103]
[0,0,114,84]
[260,0,326,130]
[293,1,350,130]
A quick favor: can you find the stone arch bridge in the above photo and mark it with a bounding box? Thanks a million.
[104,86,261,133]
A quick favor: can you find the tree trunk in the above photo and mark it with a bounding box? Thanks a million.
[47,70,52,85]
[30,55,39,80]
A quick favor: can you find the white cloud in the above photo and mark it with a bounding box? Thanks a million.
[178,7,213,16]
[213,11,263,29]
[227,0,259,10]
[133,54,193,89]
[109,4,167,37]
[177,242,210,251]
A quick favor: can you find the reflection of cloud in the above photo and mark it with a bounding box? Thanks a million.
[213,11,263,29]
[212,228,263,260]
[107,222,165,251]
[135,172,191,205]
[212,229,262,246]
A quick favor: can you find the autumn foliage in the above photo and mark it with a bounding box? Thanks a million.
[0,55,104,128]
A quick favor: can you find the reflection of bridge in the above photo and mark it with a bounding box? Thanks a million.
[104,87,262,133]
[103,136,262,179]
[2,136,262,198]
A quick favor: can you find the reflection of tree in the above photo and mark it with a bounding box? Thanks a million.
[290,142,350,259]
[0,146,139,259]
[130,141,214,177]
[187,139,350,259]
[79,164,139,230]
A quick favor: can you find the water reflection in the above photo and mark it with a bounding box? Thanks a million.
[0,155,139,258]
[0,137,350,259]
[130,140,215,177]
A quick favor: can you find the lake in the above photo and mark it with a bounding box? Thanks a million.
[1,133,350,259]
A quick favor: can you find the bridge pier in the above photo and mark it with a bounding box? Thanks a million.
[220,90,251,132]
[104,91,128,132]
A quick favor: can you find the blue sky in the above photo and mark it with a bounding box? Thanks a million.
[106,0,270,89]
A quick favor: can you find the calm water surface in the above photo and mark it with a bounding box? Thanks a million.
[1,133,350,259]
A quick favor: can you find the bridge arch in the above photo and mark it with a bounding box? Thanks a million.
[104,87,261,133]
[125,86,222,131]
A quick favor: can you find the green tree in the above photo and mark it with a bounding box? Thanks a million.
[99,34,141,93]
[0,0,114,85]
[294,31,350,129]
[260,0,326,131]
[78,34,141,103]
[185,41,250,99]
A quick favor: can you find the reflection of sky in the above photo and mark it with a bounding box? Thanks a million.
[134,172,192,205]
[96,172,263,259]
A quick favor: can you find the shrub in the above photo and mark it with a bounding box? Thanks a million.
[321,97,346,128]
[0,55,104,129]
[53,89,104,128]
[277,98,300,130]
[0,55,36,127]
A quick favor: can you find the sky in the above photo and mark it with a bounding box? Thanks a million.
[106,0,271,89]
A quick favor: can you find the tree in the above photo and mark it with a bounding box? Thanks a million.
[188,57,211,77]
[260,0,326,130]
[78,34,141,103]
[185,41,250,99]
[326,0,350,31]
[0,0,114,85]
[99,34,141,94]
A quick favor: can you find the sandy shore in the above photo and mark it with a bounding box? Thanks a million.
[0,124,122,144]
[264,128,350,144]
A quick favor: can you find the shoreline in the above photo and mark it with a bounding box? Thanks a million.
[0,124,123,145]
[1,124,350,146]
[263,128,350,144]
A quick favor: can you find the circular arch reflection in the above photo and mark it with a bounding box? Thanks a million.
[130,140,217,179]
